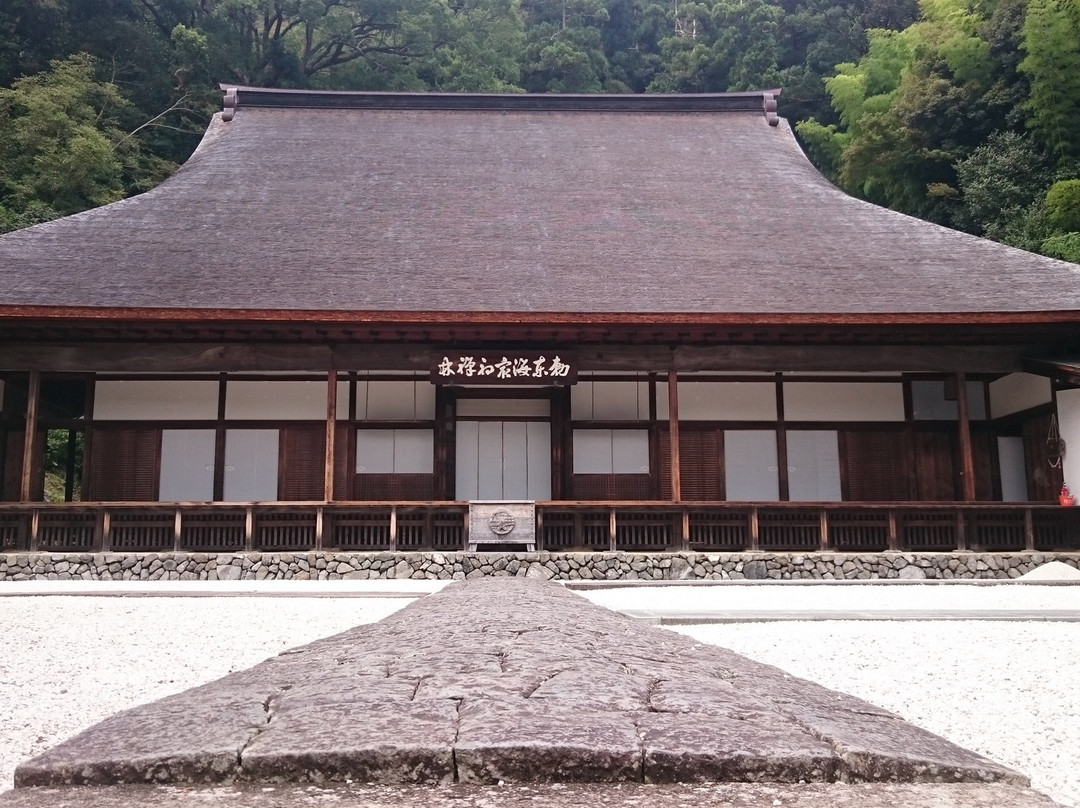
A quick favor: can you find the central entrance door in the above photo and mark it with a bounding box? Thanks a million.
[454,397,552,500]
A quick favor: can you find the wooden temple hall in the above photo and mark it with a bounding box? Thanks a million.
[2,87,1080,556]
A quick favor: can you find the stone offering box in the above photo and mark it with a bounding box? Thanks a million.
[468,501,536,551]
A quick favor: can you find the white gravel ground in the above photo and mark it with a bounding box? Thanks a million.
[1,584,1078,808]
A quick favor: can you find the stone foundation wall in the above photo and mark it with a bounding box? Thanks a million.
[1,551,1078,582]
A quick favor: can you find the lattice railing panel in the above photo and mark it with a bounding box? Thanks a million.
[256,512,317,551]
[330,509,392,550]
[616,511,674,551]
[828,510,889,552]
[539,510,576,550]
[37,512,98,551]
[759,510,820,551]
[688,509,749,551]
[900,511,957,552]
[431,511,466,551]
[969,510,1026,552]
[180,511,246,552]
[110,511,174,551]
[538,509,610,551]
[0,512,29,551]
[1033,511,1078,551]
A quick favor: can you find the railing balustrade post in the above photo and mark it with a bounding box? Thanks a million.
[955,509,967,552]
[748,507,759,552]
[887,509,899,552]
[1024,508,1035,552]
[609,508,617,553]
[818,509,829,552]
[680,508,690,552]
[100,509,111,553]
[244,507,255,552]
[173,509,182,552]
[389,506,398,552]
[315,506,325,551]
[29,509,40,553]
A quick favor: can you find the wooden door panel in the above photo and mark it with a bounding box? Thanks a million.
[87,426,160,501]
[840,429,911,501]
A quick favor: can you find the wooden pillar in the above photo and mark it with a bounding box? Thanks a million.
[19,370,41,502]
[668,369,681,503]
[775,373,789,501]
[956,372,977,502]
[212,374,227,501]
[324,369,338,502]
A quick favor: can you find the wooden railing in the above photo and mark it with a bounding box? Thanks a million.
[0,501,1077,554]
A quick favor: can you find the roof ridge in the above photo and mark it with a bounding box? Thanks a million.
[219,85,783,121]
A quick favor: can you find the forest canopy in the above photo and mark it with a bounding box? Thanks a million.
[0,0,1077,262]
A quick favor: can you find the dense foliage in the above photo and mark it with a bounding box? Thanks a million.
[0,0,1077,262]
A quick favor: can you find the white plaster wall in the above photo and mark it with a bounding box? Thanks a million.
[665,382,777,421]
[783,382,905,422]
[94,380,219,420]
[358,381,435,420]
[1056,388,1080,491]
[573,382,649,420]
[226,381,327,420]
[988,373,1053,418]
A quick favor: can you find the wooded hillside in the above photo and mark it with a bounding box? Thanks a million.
[1,0,1077,262]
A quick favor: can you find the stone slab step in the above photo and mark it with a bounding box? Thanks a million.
[11,579,1030,789]
[0,782,1065,808]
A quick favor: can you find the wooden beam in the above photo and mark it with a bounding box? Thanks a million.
[956,372,977,502]
[0,342,1030,374]
[670,345,1024,373]
[19,370,40,502]
[324,369,338,502]
[0,343,338,372]
[668,369,681,503]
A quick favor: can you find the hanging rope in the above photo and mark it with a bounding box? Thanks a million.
[1047,414,1066,468]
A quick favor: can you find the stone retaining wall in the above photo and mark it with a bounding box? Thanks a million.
[1,551,1078,582]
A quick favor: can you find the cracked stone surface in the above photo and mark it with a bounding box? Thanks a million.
[12,578,1031,789]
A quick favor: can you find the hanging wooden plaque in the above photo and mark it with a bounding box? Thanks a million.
[432,351,577,385]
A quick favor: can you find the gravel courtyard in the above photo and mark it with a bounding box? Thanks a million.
[1,583,1077,806]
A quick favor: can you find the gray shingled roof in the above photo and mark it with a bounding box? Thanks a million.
[1,88,1078,319]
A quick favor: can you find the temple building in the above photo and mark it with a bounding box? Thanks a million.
[1,87,1078,555]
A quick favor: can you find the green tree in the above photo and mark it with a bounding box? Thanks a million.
[1018,0,1080,161]
[521,0,612,92]
[1044,178,1080,232]
[1041,232,1080,262]
[0,54,175,232]
[0,0,70,84]
[797,0,1009,223]
[421,0,526,92]
[953,131,1051,239]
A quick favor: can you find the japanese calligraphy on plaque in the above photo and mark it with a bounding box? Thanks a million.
[432,352,577,385]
